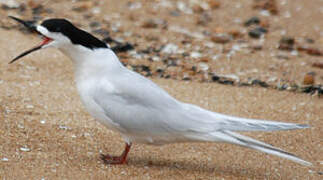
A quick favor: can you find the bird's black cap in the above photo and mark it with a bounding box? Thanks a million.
[41,19,108,50]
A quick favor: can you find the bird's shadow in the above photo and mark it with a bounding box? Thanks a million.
[125,156,275,179]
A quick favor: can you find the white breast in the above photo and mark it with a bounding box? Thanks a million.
[76,76,122,132]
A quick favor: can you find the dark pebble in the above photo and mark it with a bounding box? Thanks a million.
[164,74,171,79]
[183,76,191,81]
[301,85,321,95]
[191,66,197,72]
[211,75,220,81]
[248,27,267,39]
[131,65,151,76]
[111,43,134,53]
[156,68,164,73]
[256,27,268,33]
[280,37,294,46]
[251,79,269,88]
[142,19,158,28]
[238,82,251,86]
[218,80,234,85]
[278,37,295,51]
[244,17,260,26]
[297,46,323,56]
[249,30,262,39]
[211,75,234,85]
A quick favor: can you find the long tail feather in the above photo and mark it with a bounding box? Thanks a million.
[183,104,310,132]
[208,130,312,166]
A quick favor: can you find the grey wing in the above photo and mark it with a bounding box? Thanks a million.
[91,70,188,136]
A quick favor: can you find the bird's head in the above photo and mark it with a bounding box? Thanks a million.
[9,16,108,64]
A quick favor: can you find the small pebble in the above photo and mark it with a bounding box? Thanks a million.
[182,73,191,81]
[253,0,279,15]
[211,34,231,44]
[248,27,267,39]
[250,79,269,87]
[20,147,31,152]
[190,52,202,58]
[0,0,20,9]
[71,134,77,138]
[297,46,323,56]
[59,125,71,130]
[142,19,158,28]
[278,37,295,51]
[303,72,315,85]
[290,50,298,56]
[198,62,209,72]
[151,56,160,62]
[228,29,244,39]
[244,16,260,26]
[161,43,178,54]
[259,10,271,16]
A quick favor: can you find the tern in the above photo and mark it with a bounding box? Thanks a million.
[9,16,312,166]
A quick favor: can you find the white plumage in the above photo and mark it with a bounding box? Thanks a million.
[65,45,311,166]
[11,18,312,166]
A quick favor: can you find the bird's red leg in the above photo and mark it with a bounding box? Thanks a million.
[100,143,132,165]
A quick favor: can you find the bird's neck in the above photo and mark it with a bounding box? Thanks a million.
[58,45,124,79]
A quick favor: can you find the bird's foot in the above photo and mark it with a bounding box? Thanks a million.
[100,143,132,165]
[100,154,128,165]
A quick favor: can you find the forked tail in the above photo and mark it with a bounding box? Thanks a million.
[209,130,312,166]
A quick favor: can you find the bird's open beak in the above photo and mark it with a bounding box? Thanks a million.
[9,16,53,64]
